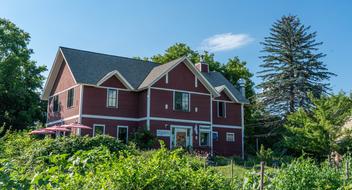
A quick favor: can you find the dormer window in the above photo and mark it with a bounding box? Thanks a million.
[107,89,118,108]
[174,91,190,112]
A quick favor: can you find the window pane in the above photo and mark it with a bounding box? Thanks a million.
[182,93,189,111]
[118,127,128,143]
[53,96,59,112]
[213,132,219,141]
[94,125,104,136]
[67,89,74,108]
[218,102,225,117]
[226,133,235,142]
[200,131,210,146]
[107,89,117,107]
[174,92,183,110]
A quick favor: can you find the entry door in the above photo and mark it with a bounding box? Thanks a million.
[117,126,128,143]
[174,128,188,148]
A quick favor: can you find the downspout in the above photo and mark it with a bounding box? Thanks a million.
[210,94,213,155]
[241,103,245,159]
[78,84,84,136]
[147,87,151,130]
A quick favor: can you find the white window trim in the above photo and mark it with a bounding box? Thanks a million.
[93,124,105,136]
[117,126,128,143]
[165,73,169,84]
[199,125,211,146]
[106,88,118,108]
[170,125,193,149]
[217,101,226,118]
[173,91,191,112]
[226,132,235,142]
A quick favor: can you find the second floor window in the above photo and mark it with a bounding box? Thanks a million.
[217,101,226,118]
[107,89,118,108]
[53,95,59,112]
[67,88,74,108]
[174,91,190,112]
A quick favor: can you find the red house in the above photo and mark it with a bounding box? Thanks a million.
[42,47,249,156]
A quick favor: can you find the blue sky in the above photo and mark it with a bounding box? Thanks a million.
[1,1,351,93]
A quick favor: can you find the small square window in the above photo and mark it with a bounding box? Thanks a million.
[226,132,235,142]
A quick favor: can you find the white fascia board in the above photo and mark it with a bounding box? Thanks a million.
[96,70,134,90]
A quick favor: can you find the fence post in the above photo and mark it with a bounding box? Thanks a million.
[260,161,265,190]
[346,159,349,182]
[231,159,234,180]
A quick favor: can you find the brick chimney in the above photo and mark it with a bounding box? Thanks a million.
[195,55,209,73]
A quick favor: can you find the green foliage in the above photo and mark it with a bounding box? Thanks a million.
[0,132,233,189]
[231,156,352,190]
[283,93,352,157]
[131,129,157,150]
[256,145,274,164]
[258,15,335,114]
[0,18,47,132]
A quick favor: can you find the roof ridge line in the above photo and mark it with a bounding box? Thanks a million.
[59,46,160,65]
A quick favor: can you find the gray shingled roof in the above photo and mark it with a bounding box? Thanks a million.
[60,47,249,103]
[202,71,249,104]
[60,47,159,89]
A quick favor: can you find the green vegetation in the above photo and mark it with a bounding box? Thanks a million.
[1,131,352,189]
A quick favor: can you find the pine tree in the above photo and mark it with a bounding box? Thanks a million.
[258,15,335,114]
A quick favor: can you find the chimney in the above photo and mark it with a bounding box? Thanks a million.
[195,55,209,73]
[238,78,246,97]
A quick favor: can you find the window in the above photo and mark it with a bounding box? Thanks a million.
[217,101,226,118]
[67,88,74,108]
[107,89,118,107]
[174,91,190,112]
[93,124,105,136]
[165,73,168,84]
[117,126,128,143]
[200,131,211,146]
[212,131,219,141]
[199,126,211,146]
[226,132,235,142]
[53,95,59,112]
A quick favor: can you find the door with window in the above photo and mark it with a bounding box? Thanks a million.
[117,126,128,143]
[171,126,192,148]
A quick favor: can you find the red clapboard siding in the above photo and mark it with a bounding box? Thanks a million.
[212,102,241,126]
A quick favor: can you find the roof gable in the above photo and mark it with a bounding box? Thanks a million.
[139,57,220,96]
[42,49,77,100]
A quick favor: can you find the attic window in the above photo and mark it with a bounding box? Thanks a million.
[165,73,169,84]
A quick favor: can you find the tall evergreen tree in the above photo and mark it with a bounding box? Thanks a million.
[0,18,46,131]
[258,15,335,114]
